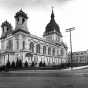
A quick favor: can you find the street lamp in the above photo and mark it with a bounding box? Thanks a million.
[66,27,75,69]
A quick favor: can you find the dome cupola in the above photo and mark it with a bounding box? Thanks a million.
[14,9,29,33]
[43,8,62,37]
[14,9,28,19]
[1,20,13,39]
[1,20,12,28]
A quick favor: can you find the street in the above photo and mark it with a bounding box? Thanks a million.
[0,69,88,88]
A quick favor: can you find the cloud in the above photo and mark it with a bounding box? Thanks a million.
[0,0,72,9]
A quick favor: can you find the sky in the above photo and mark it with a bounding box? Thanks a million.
[0,0,88,52]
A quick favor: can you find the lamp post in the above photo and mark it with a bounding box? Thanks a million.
[66,27,75,69]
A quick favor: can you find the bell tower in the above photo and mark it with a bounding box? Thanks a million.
[1,20,12,38]
[43,7,62,42]
[14,9,28,32]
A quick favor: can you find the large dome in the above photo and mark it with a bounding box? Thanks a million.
[44,9,62,37]
[45,19,60,34]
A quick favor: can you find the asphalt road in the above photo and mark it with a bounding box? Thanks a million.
[0,69,88,88]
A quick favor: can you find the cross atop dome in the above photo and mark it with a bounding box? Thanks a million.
[51,6,54,9]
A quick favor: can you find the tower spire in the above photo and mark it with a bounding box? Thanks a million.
[51,6,54,19]
[43,7,62,39]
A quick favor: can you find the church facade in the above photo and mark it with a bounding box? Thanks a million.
[0,9,68,66]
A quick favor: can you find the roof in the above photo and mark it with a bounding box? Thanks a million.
[0,29,30,39]
[14,9,28,19]
[12,29,30,34]
[68,51,87,56]
[1,20,12,28]
[44,9,62,37]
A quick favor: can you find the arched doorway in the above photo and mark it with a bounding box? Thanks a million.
[25,53,33,65]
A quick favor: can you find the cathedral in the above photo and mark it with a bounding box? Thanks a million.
[0,9,68,66]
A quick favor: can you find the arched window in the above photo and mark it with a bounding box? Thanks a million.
[30,42,34,53]
[23,41,25,49]
[7,28,9,31]
[48,47,51,55]
[36,44,40,53]
[52,48,55,56]
[7,40,13,50]
[57,49,60,56]
[17,18,19,24]
[3,28,4,33]
[43,46,46,54]
[22,18,25,24]
[61,48,64,55]
[17,39,19,49]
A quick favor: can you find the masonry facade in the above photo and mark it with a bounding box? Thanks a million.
[68,50,88,65]
[0,9,68,66]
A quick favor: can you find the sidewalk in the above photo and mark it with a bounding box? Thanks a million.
[1,65,88,73]
[72,65,88,70]
[9,65,88,73]
[64,65,88,71]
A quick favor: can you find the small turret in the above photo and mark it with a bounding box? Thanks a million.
[1,20,12,38]
[14,9,28,32]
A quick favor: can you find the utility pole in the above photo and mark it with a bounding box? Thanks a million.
[66,27,75,69]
